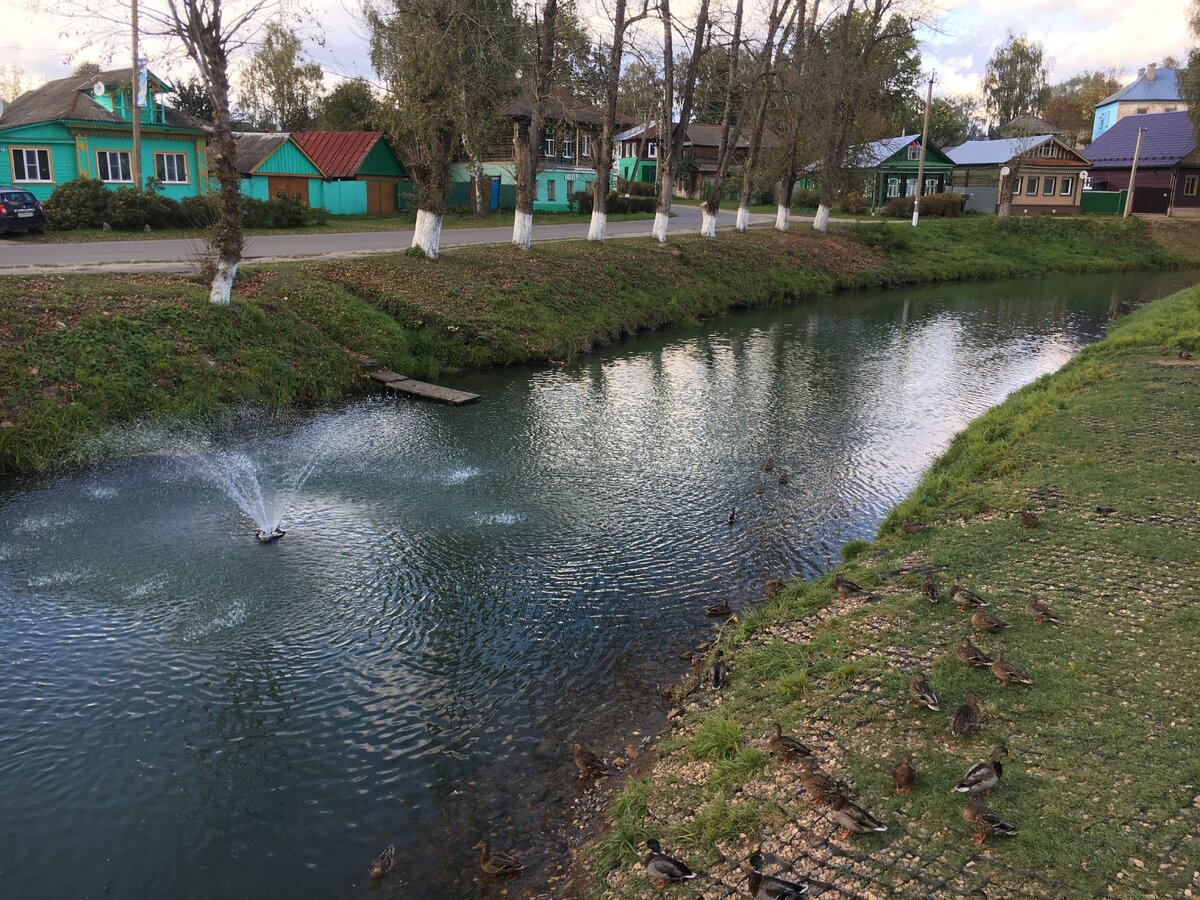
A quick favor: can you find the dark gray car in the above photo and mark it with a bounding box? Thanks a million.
[0,187,47,235]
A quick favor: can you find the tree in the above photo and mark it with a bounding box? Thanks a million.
[317,78,378,130]
[0,64,34,103]
[512,0,558,247]
[1044,69,1119,143]
[171,75,216,121]
[982,32,1049,132]
[924,95,984,148]
[73,61,102,79]
[699,0,745,236]
[237,21,324,130]
[618,60,663,123]
[690,44,731,123]
[1185,2,1200,133]
[774,0,820,232]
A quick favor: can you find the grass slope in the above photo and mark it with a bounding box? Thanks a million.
[0,217,1179,473]
[587,283,1200,898]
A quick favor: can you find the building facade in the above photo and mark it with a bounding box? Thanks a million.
[947,135,1090,216]
[847,134,955,208]
[1084,111,1200,217]
[1092,64,1186,141]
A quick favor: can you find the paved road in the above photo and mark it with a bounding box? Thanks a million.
[0,204,780,275]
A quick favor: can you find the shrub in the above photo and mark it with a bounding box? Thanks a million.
[792,188,820,210]
[179,194,219,227]
[307,205,330,227]
[106,187,183,230]
[570,190,594,215]
[626,180,657,197]
[838,191,869,215]
[44,178,112,230]
[882,192,965,218]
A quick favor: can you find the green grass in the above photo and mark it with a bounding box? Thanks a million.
[0,216,1182,474]
[587,281,1200,897]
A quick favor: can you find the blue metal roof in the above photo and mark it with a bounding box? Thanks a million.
[945,135,1053,166]
[850,134,922,167]
[1094,67,1182,108]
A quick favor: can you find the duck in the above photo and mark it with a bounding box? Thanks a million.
[727,507,738,526]
[746,851,810,898]
[951,584,988,609]
[256,527,286,543]
[892,756,916,795]
[1025,596,1060,626]
[473,839,524,876]
[962,796,1018,844]
[953,744,1008,795]
[368,843,394,879]
[991,650,1032,688]
[705,599,733,618]
[712,650,728,690]
[768,723,813,763]
[642,838,696,888]
[756,481,766,495]
[908,673,940,711]
[765,578,786,599]
[921,575,939,604]
[797,759,848,806]
[777,470,790,486]
[763,457,775,473]
[573,741,610,778]
[1018,510,1039,529]
[956,637,994,668]
[972,608,1010,634]
[833,574,863,597]
[830,795,887,840]
[967,890,988,899]
[951,692,982,738]
[901,522,928,534]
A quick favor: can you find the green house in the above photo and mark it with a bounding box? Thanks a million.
[231,132,326,206]
[0,68,209,201]
[848,134,956,208]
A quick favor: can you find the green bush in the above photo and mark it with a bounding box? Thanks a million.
[838,191,869,215]
[44,178,113,230]
[570,190,594,215]
[882,192,966,218]
[179,194,219,227]
[626,180,657,197]
[106,187,184,230]
[792,188,820,210]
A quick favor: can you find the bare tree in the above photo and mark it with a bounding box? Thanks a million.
[512,0,558,249]
[774,0,819,232]
[699,0,745,236]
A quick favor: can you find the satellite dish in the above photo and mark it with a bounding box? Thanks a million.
[0,98,5,121]
[1080,170,1089,179]
[999,165,1011,177]
[93,82,105,97]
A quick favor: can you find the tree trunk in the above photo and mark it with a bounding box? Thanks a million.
[655,0,709,244]
[776,152,796,232]
[411,134,451,259]
[473,161,488,219]
[700,0,745,237]
[514,0,555,250]
[512,119,535,249]
[591,0,633,242]
[203,40,243,305]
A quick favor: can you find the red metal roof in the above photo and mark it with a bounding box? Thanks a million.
[292,131,384,178]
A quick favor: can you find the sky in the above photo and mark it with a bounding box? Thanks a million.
[0,0,1193,103]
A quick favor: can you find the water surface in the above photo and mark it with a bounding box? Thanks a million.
[1,269,1195,897]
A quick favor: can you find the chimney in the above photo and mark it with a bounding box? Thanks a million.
[1147,62,1156,81]
[1138,67,1146,79]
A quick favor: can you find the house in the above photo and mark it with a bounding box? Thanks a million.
[293,131,407,214]
[615,122,782,197]
[615,122,658,185]
[847,134,955,208]
[946,135,1090,215]
[1083,111,1199,217]
[0,68,209,201]
[1092,64,1186,141]
[232,132,325,205]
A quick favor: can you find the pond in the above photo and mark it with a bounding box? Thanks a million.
[0,269,1196,897]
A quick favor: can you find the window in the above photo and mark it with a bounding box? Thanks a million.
[542,129,556,158]
[1136,107,1149,115]
[907,143,920,160]
[1012,176,1023,195]
[1060,176,1074,196]
[154,152,188,184]
[1185,175,1199,197]
[904,178,916,197]
[562,132,575,159]
[96,150,132,183]
[581,134,592,157]
[886,177,899,198]
[925,177,938,195]
[647,141,657,159]
[11,147,52,183]
[1166,106,1178,113]
[546,179,557,202]
[565,175,575,198]
[1043,176,1057,196]
[1026,176,1039,196]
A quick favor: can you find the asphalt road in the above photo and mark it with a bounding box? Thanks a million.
[0,203,781,275]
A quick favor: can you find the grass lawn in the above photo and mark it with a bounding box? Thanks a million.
[587,281,1200,897]
[9,209,655,244]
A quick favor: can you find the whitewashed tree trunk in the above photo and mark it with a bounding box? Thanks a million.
[700,208,717,237]
[588,209,607,241]
[775,204,790,232]
[512,210,533,250]
[736,204,750,232]
[812,203,830,232]
[412,209,443,259]
[209,258,238,305]
[652,211,670,243]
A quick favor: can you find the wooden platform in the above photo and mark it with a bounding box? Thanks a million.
[366,370,480,405]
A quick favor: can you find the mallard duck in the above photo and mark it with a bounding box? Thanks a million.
[756,481,766,495]
[768,723,813,763]
[901,522,928,534]
[951,584,988,609]
[1025,596,1060,626]
[962,796,1018,844]
[829,795,887,839]
[765,578,786,599]
[705,599,732,618]
[991,650,1032,688]
[727,507,737,526]
[967,890,988,899]
[573,741,610,778]
[797,760,848,806]
[642,838,696,887]
[777,470,790,485]
[1018,511,1039,529]
[473,839,524,876]
[763,457,775,473]
[951,692,982,738]
[833,574,863,597]
[921,576,939,604]
[953,744,1007,795]
[368,843,394,879]
[972,608,1010,634]
[892,756,916,794]
[956,637,994,668]
[712,650,728,690]
[746,851,811,898]
[909,673,940,711]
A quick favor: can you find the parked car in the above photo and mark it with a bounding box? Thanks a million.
[0,187,47,235]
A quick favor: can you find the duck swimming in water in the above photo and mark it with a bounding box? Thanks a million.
[256,527,286,543]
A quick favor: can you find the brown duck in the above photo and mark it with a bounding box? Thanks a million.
[833,574,863,597]
[473,840,524,876]
[1025,596,1060,626]
[956,636,994,668]
[1018,511,1039,529]
[642,839,696,887]
[951,584,988,609]
[909,673,940,711]
[991,650,1032,687]
[892,756,916,794]
[953,744,1008,795]
[768,723,813,763]
[921,576,939,604]
[705,599,732,617]
[798,760,848,806]
[777,470,790,485]
[951,692,982,738]
[765,578,786,599]
[962,796,1018,844]
[368,843,394,879]
[830,795,887,839]
[972,608,1010,634]
[573,741,610,778]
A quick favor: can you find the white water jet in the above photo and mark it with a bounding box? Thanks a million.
[736,205,750,232]
[775,204,790,232]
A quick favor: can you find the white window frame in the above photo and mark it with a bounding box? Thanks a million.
[1060,176,1073,196]
[96,150,133,183]
[886,177,900,198]
[1043,176,1057,196]
[647,141,658,159]
[542,129,556,158]
[1185,175,1198,197]
[546,178,557,202]
[580,134,592,157]
[925,177,937,195]
[1039,143,1054,158]
[565,175,575,197]
[1136,107,1149,115]
[1026,175,1039,196]
[1012,176,1023,195]
[907,143,920,160]
[904,178,916,197]
[11,147,53,183]
[154,151,189,184]
[561,132,575,160]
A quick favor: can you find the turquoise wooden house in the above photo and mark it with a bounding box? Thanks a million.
[293,131,408,214]
[0,68,209,201]
[232,132,326,205]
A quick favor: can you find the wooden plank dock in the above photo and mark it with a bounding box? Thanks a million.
[366,370,480,405]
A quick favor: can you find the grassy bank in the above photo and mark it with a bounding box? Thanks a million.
[0,216,1181,473]
[585,282,1200,897]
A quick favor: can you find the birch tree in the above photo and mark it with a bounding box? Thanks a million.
[512,0,558,248]
[774,0,818,232]
[697,0,750,236]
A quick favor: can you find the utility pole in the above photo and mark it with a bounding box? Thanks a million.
[1123,126,1145,219]
[131,0,142,191]
[912,72,934,227]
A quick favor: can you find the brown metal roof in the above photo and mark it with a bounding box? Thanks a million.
[292,131,383,178]
[0,69,201,131]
